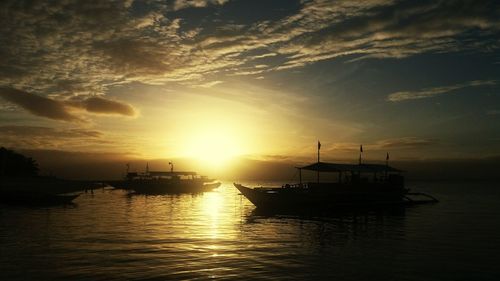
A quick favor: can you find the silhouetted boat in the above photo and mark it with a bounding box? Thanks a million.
[234,161,437,211]
[2,176,92,191]
[109,163,221,194]
[0,191,79,206]
[0,148,89,206]
[0,177,90,206]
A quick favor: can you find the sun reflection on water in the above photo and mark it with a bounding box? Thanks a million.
[201,191,222,241]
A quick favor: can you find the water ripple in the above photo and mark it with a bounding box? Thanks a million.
[1,182,500,280]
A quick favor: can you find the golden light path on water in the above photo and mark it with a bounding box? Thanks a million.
[202,191,222,241]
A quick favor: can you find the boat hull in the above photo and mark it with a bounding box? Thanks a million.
[0,177,86,206]
[234,183,408,211]
[111,180,221,194]
[0,191,79,206]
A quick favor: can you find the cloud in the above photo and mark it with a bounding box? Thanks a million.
[196,80,223,88]
[486,109,500,115]
[0,88,81,122]
[79,97,136,116]
[271,0,500,68]
[0,125,102,138]
[373,137,438,148]
[0,124,146,155]
[173,0,229,11]
[95,38,174,75]
[316,137,438,157]
[0,88,137,121]
[0,125,105,150]
[0,0,498,97]
[387,80,497,102]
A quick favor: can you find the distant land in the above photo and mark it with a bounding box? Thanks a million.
[16,149,500,182]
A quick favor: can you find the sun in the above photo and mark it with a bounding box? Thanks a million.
[183,127,243,168]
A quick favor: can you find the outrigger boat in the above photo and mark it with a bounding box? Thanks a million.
[234,144,437,211]
[0,190,79,206]
[110,162,221,194]
[1,177,86,206]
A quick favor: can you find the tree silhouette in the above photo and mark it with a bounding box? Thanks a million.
[0,147,39,177]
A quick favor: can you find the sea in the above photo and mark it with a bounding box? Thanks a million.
[1,181,499,280]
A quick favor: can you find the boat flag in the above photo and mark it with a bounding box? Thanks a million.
[385,152,389,176]
[359,145,363,164]
[317,141,321,181]
[317,140,321,163]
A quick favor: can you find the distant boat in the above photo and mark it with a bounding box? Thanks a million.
[109,163,221,194]
[0,191,79,206]
[234,161,437,211]
[0,176,89,206]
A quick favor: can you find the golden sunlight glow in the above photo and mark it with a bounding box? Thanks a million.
[185,129,241,167]
[142,87,305,165]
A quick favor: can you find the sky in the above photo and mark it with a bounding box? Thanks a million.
[0,0,499,177]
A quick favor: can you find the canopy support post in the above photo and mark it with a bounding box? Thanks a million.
[299,168,302,186]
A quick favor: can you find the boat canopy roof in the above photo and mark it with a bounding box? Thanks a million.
[129,171,198,176]
[298,162,402,173]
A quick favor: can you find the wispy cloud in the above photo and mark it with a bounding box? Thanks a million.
[486,109,500,115]
[0,125,147,155]
[322,137,437,153]
[0,125,104,150]
[373,137,438,148]
[387,80,497,102]
[0,125,102,138]
[0,0,498,126]
[0,0,498,98]
[195,80,223,88]
[173,0,229,11]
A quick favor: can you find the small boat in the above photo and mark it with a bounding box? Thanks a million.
[109,162,221,194]
[0,176,89,206]
[234,148,437,211]
[0,191,79,206]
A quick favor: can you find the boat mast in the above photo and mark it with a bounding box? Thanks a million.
[317,140,321,183]
[385,152,389,179]
[359,145,363,165]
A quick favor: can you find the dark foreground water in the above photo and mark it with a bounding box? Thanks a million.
[1,181,500,280]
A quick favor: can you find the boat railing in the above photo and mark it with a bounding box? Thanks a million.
[283,183,308,189]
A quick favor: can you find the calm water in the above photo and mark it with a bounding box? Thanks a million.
[1,181,500,280]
